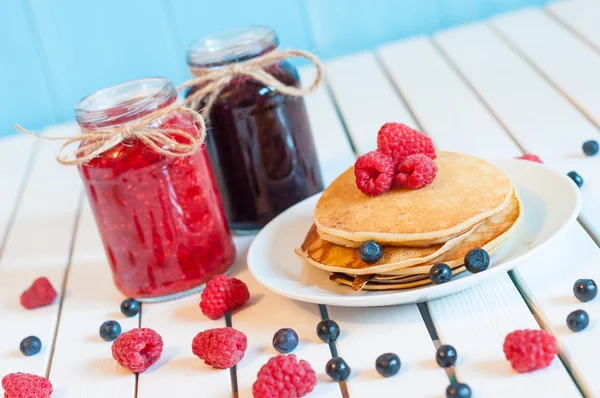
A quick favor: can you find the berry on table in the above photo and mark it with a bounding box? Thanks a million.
[19,336,41,356]
[120,298,140,317]
[20,277,57,310]
[326,357,351,381]
[516,153,542,163]
[573,279,597,302]
[359,241,383,264]
[375,353,401,377]
[272,328,299,354]
[200,274,250,320]
[99,320,122,342]
[503,329,557,373]
[582,140,599,156]
[377,122,436,163]
[192,327,247,369]
[252,354,316,398]
[436,345,458,368]
[446,382,472,398]
[111,328,163,373]
[566,309,589,333]
[430,263,452,285]
[354,151,395,196]
[395,154,438,190]
[567,171,584,188]
[316,319,340,343]
[2,372,53,398]
[464,248,490,274]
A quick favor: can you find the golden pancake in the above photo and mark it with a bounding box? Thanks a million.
[314,151,513,247]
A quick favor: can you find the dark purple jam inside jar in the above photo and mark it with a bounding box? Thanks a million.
[186,26,323,233]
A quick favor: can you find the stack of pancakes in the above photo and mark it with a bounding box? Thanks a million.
[296,151,522,291]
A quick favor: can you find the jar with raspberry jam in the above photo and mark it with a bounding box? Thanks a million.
[186,27,324,233]
[75,78,235,301]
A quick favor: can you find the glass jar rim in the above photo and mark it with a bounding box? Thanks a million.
[187,26,278,67]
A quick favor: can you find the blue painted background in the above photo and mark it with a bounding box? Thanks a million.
[1,0,549,137]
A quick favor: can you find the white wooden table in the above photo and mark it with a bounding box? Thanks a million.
[3,2,600,397]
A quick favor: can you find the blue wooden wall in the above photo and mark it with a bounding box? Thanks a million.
[1,0,549,137]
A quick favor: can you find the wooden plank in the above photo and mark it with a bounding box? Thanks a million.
[547,0,600,53]
[0,126,81,379]
[376,36,580,396]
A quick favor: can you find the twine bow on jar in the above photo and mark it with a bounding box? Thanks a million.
[15,107,206,166]
[178,49,324,118]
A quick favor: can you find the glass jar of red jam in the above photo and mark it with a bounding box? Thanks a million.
[75,78,235,301]
[186,27,323,233]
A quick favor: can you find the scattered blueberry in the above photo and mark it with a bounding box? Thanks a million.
[120,298,140,317]
[567,309,589,333]
[19,336,41,356]
[326,357,351,381]
[316,319,340,343]
[272,328,299,354]
[359,240,383,264]
[436,344,458,368]
[567,171,584,188]
[446,382,472,398]
[99,320,122,341]
[375,353,401,377]
[430,263,452,285]
[583,140,599,156]
[464,248,489,274]
[573,279,597,302]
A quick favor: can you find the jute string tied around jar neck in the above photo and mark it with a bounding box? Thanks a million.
[14,107,207,166]
[178,49,323,118]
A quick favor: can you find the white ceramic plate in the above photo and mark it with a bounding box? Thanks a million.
[247,160,581,307]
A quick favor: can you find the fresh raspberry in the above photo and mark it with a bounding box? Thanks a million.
[377,122,436,163]
[503,329,558,373]
[20,277,57,310]
[192,327,247,369]
[516,153,543,163]
[2,372,53,398]
[200,275,250,320]
[111,328,163,373]
[253,355,317,398]
[354,151,395,196]
[395,154,438,189]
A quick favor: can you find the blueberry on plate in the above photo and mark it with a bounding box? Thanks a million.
[375,353,401,377]
[430,263,452,285]
[272,328,299,354]
[573,279,597,302]
[316,319,340,343]
[567,171,584,188]
[464,248,489,274]
[359,241,382,264]
[446,382,472,398]
[19,336,42,356]
[583,140,599,156]
[567,309,589,333]
[99,320,122,342]
[326,357,351,381]
[436,344,458,368]
[120,298,140,317]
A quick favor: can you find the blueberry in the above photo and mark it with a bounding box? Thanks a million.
[316,319,340,343]
[99,320,122,341]
[436,344,457,368]
[573,279,597,302]
[375,353,401,377]
[567,171,584,188]
[359,241,382,264]
[19,336,41,356]
[567,309,589,332]
[272,328,299,354]
[446,382,472,398]
[583,140,599,156]
[464,248,489,274]
[326,357,351,381]
[120,298,140,317]
[430,263,452,285]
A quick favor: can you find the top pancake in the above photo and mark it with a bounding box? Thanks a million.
[314,151,513,247]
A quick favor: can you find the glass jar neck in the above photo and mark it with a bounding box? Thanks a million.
[187,26,279,69]
[75,78,177,130]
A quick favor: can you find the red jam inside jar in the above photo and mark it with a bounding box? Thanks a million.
[186,27,323,233]
[75,78,235,300]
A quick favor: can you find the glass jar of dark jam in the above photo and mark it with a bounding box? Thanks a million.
[75,78,236,301]
[186,26,323,233]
